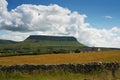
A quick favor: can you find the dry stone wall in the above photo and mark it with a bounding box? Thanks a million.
[0,62,119,74]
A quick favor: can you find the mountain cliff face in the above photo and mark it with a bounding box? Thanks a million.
[27,35,77,41]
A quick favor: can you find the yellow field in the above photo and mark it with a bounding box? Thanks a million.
[0,50,120,66]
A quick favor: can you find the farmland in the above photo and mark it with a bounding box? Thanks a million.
[0,50,120,66]
[0,50,120,80]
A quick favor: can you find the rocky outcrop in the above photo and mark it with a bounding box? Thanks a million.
[27,35,78,41]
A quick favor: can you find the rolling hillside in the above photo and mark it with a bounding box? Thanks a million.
[0,39,17,44]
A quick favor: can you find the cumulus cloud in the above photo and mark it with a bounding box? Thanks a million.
[0,2,86,32]
[77,27,120,48]
[104,16,113,19]
[0,0,120,48]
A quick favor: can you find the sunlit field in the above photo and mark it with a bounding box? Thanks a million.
[0,50,120,66]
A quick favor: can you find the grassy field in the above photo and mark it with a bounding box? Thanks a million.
[0,70,120,80]
[0,50,120,66]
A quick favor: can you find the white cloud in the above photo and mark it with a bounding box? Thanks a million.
[0,30,30,41]
[77,27,120,48]
[0,0,120,48]
[104,16,112,19]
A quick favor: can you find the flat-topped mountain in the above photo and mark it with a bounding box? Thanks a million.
[24,35,84,46]
[0,35,85,54]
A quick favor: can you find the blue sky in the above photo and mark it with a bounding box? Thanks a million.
[7,0,120,29]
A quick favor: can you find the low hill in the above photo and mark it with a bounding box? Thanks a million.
[0,35,85,55]
[0,39,16,44]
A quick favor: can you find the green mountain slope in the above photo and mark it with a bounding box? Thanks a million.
[0,35,85,54]
[24,35,84,46]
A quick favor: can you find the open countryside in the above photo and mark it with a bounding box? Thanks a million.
[0,0,120,79]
